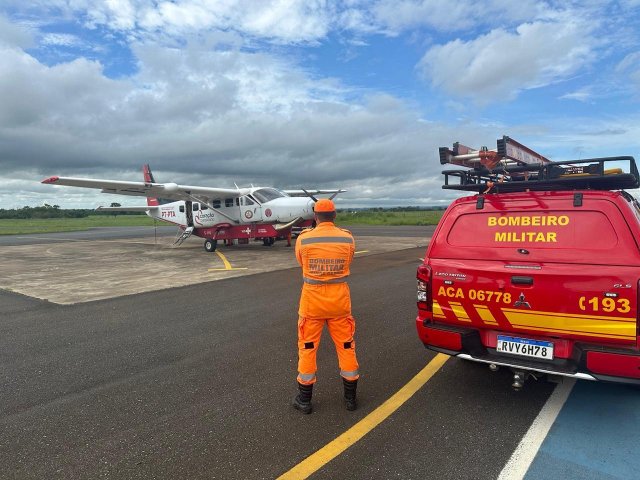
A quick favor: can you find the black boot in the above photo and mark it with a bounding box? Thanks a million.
[293,382,313,414]
[343,378,358,411]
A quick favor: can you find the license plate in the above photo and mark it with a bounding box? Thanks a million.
[496,335,554,360]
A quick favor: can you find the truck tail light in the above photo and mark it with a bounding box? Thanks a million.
[417,264,432,312]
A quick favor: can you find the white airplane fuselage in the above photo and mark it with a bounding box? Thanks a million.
[151,195,315,228]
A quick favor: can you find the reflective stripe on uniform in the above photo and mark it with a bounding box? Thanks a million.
[340,369,359,378]
[303,276,349,285]
[298,373,316,382]
[300,236,354,245]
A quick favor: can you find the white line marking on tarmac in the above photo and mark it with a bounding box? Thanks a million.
[497,378,576,480]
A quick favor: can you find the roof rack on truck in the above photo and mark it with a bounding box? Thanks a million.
[439,136,551,170]
[439,137,639,193]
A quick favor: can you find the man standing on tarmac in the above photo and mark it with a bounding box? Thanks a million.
[292,198,359,414]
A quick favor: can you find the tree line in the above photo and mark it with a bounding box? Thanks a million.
[1,204,446,219]
[0,204,144,219]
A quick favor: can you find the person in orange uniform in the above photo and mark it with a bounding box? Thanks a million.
[292,198,359,414]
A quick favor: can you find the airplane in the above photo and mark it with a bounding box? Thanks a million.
[41,165,345,252]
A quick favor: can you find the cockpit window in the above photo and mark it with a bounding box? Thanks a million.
[252,188,286,203]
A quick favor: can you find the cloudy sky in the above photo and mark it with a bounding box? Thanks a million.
[1,0,639,208]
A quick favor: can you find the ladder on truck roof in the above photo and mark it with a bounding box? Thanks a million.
[439,136,551,170]
[438,137,639,193]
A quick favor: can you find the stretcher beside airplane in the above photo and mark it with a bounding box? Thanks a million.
[41,165,345,252]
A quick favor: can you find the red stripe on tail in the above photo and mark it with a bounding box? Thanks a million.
[143,164,159,206]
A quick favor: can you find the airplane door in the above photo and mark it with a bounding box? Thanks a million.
[240,196,262,223]
[185,201,194,227]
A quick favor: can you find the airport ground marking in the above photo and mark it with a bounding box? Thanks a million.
[13,236,83,242]
[208,250,248,271]
[277,353,449,480]
[354,250,369,254]
[497,378,576,480]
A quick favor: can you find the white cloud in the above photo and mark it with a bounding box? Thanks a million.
[368,0,540,34]
[559,88,592,102]
[616,52,640,90]
[418,18,595,102]
[41,33,84,47]
[34,0,336,44]
[0,14,34,48]
[1,2,640,209]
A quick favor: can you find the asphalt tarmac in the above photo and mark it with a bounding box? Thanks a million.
[0,225,431,246]
[0,225,556,479]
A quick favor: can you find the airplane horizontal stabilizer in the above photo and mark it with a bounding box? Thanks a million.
[96,206,158,212]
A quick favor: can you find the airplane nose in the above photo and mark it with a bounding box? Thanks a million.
[306,198,315,213]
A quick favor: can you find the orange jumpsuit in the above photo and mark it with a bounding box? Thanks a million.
[295,221,359,385]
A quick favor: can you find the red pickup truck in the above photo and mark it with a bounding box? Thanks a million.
[417,154,640,388]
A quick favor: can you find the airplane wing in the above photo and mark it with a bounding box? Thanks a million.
[41,176,251,202]
[284,189,346,197]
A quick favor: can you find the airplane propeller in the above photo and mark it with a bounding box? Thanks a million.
[301,188,319,203]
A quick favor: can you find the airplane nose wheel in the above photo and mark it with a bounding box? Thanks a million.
[262,237,275,247]
[204,239,218,252]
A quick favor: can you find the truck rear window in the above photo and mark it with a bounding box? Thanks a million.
[447,211,618,250]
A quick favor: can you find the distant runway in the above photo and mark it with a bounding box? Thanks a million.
[0,224,436,246]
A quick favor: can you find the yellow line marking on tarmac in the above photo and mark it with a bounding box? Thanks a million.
[355,250,369,254]
[277,353,449,480]
[207,250,248,271]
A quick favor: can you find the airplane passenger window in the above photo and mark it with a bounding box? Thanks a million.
[179,205,185,213]
[213,200,221,208]
[235,198,240,206]
[201,205,208,210]
[193,203,200,211]
[225,198,234,207]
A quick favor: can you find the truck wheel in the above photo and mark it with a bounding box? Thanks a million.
[204,239,217,252]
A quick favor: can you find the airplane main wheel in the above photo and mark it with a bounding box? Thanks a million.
[204,239,218,252]
[263,237,275,247]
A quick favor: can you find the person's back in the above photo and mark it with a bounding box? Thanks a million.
[292,199,360,414]
[296,221,354,319]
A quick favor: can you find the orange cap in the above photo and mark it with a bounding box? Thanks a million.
[314,198,335,213]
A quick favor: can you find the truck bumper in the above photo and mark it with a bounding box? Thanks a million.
[417,318,640,384]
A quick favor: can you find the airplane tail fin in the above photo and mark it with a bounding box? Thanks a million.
[143,164,159,206]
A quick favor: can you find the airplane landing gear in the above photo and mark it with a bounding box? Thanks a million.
[204,239,218,252]
[262,237,275,247]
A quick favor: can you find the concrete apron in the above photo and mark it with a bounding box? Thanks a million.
[0,234,428,304]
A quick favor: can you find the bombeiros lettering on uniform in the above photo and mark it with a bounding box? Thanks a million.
[308,258,347,274]
[487,214,570,243]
